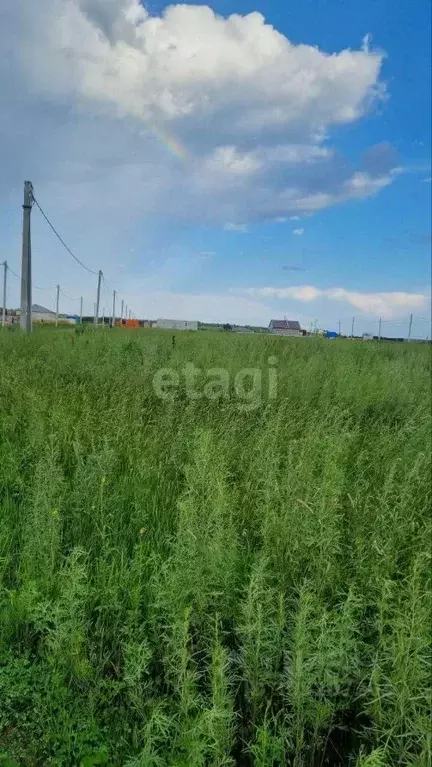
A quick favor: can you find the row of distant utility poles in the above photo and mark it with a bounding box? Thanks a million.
[89,295,132,325]
[52,282,131,327]
[1,181,133,331]
[337,314,413,341]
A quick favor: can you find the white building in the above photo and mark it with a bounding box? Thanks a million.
[155,319,198,331]
[31,304,57,323]
[2,305,77,325]
[30,305,76,324]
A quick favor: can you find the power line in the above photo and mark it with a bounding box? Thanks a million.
[60,289,79,301]
[32,195,99,276]
[6,265,20,281]
[6,263,47,292]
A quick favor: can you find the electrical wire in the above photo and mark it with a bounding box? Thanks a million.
[5,265,20,281]
[60,289,79,301]
[32,195,99,276]
[5,264,56,295]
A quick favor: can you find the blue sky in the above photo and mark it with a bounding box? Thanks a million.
[0,0,430,336]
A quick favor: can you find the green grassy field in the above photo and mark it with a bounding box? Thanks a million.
[0,328,430,766]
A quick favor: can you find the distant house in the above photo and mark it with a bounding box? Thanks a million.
[269,319,302,337]
[27,305,77,324]
[155,319,198,331]
[31,304,56,323]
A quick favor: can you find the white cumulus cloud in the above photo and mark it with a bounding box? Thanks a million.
[22,1,384,133]
[0,0,397,228]
[237,285,430,318]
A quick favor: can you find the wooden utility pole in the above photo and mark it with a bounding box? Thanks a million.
[121,299,124,323]
[338,319,341,337]
[351,316,355,338]
[378,317,382,340]
[80,296,83,324]
[20,181,33,332]
[408,313,413,341]
[2,261,7,327]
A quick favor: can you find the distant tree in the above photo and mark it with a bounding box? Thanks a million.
[223,323,232,332]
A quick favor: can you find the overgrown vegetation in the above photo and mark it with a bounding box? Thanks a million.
[0,329,430,766]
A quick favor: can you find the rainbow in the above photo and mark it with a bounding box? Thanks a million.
[151,123,189,161]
